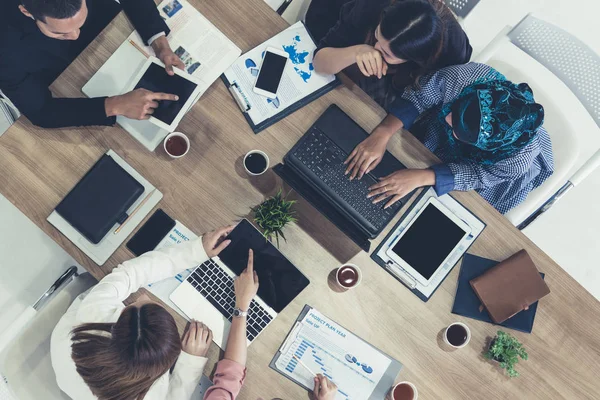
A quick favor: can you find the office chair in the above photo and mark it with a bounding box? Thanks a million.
[475,14,600,229]
[0,267,97,400]
[443,0,481,19]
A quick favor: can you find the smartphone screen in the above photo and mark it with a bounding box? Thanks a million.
[126,209,176,256]
[255,51,288,95]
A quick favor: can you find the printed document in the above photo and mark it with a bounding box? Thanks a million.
[275,308,392,399]
[223,21,336,126]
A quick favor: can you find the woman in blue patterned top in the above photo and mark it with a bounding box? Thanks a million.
[344,62,554,214]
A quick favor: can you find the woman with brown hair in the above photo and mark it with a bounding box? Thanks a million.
[50,224,257,400]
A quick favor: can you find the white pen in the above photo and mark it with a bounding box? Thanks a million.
[292,355,318,378]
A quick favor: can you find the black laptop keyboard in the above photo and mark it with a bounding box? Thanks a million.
[290,127,402,231]
[186,259,273,342]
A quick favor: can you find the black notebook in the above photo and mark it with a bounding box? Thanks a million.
[55,154,144,244]
[452,254,544,333]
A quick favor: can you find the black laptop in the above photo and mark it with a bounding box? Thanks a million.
[274,104,413,251]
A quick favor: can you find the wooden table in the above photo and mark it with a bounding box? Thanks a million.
[1,0,599,398]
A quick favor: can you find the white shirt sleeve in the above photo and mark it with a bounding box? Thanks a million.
[167,351,209,400]
[76,237,209,323]
[148,31,166,46]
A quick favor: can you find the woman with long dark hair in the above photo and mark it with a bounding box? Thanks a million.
[51,225,258,400]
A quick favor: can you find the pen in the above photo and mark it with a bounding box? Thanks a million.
[129,39,150,58]
[114,189,155,235]
[292,355,317,377]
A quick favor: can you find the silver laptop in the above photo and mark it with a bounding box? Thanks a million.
[170,219,310,348]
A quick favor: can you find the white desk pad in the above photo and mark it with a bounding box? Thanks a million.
[374,188,486,300]
[47,150,163,265]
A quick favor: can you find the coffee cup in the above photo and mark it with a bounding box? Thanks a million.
[444,322,471,349]
[335,263,362,290]
[243,150,270,176]
[388,381,418,400]
[163,132,190,159]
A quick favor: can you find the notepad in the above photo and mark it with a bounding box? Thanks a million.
[55,154,144,244]
[452,254,546,333]
[48,150,163,265]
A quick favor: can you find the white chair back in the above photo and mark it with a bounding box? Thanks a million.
[475,14,600,226]
[0,273,96,400]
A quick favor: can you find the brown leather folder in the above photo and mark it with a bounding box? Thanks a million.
[469,250,550,323]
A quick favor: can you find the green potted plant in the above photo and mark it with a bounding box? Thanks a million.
[253,189,297,247]
[485,330,528,378]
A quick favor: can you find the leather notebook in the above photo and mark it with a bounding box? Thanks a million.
[453,254,544,333]
[469,250,550,324]
[55,154,144,244]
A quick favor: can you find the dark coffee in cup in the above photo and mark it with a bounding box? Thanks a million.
[337,265,359,288]
[165,135,188,156]
[244,151,269,175]
[446,324,468,347]
[392,382,417,400]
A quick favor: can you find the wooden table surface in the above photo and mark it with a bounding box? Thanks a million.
[1,0,599,399]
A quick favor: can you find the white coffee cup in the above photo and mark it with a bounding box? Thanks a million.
[443,322,471,349]
[335,263,362,290]
[388,381,418,400]
[243,150,270,176]
[163,132,190,159]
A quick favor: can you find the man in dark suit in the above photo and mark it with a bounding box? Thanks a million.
[0,0,186,128]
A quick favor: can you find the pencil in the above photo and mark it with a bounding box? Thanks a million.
[129,39,150,58]
[114,189,155,235]
[293,355,318,377]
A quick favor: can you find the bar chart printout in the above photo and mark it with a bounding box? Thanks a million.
[275,309,392,399]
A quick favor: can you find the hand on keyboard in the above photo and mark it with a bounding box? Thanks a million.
[234,249,260,311]
[182,320,213,357]
[368,169,436,208]
[202,225,235,258]
[344,128,393,180]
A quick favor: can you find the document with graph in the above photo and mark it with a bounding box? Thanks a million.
[270,305,402,399]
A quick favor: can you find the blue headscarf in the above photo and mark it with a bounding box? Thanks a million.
[438,76,545,165]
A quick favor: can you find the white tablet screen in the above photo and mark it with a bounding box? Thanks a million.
[134,63,198,125]
[390,203,467,280]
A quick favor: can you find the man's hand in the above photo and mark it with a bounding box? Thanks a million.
[312,374,337,400]
[355,45,388,79]
[202,225,235,258]
[234,249,259,310]
[105,88,178,119]
[368,169,436,208]
[344,128,394,180]
[152,36,186,76]
[181,320,213,357]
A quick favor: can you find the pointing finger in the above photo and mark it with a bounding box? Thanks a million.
[151,92,179,101]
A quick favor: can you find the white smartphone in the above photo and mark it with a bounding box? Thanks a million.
[252,46,289,99]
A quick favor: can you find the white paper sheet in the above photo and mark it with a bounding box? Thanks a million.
[146,221,198,318]
[275,309,392,400]
[131,0,240,86]
[223,21,336,126]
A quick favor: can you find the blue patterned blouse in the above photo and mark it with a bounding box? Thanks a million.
[388,62,554,214]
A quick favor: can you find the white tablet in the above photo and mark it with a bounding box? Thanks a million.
[385,197,471,286]
[124,56,203,131]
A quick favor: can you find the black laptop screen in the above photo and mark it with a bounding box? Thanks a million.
[219,219,310,313]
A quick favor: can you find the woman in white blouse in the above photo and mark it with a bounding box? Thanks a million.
[50,225,245,400]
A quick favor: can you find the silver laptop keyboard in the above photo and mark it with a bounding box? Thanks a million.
[186,259,273,341]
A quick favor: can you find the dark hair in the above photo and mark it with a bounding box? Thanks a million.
[376,0,450,87]
[71,304,181,400]
[21,0,83,22]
